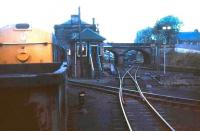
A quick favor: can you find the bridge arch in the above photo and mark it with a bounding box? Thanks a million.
[104,48,152,68]
[106,49,120,64]
[103,43,154,68]
[103,43,175,68]
[102,49,117,71]
[103,49,117,64]
[123,48,152,64]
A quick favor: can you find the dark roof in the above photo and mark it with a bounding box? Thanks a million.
[74,28,105,41]
[177,32,200,41]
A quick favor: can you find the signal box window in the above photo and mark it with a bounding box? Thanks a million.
[77,44,87,57]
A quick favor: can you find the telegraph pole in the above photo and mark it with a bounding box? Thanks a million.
[78,7,84,77]
[74,7,81,78]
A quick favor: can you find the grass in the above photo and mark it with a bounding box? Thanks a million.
[168,52,200,69]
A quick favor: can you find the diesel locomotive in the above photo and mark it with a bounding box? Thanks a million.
[0,23,67,131]
[0,23,64,64]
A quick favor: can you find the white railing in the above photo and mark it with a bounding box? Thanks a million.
[89,54,94,72]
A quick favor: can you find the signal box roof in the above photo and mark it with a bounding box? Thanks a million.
[72,28,105,42]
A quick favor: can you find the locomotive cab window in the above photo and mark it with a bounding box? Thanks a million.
[15,23,31,30]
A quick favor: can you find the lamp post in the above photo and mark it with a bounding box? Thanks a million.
[151,35,156,65]
[162,26,171,74]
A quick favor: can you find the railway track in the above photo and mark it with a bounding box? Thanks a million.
[68,80,200,109]
[67,82,129,130]
[68,65,200,131]
[118,66,174,131]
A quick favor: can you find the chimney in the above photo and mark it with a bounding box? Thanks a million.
[92,18,95,25]
[71,15,79,24]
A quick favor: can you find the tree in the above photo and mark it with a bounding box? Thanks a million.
[134,15,183,45]
[134,27,154,44]
[153,15,183,44]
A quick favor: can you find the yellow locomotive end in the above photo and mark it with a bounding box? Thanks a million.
[0,23,53,64]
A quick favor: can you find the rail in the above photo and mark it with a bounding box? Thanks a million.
[68,79,200,108]
[127,66,175,131]
[68,73,199,130]
[117,68,133,131]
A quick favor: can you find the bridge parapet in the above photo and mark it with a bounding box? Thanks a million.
[108,43,175,48]
[108,43,152,48]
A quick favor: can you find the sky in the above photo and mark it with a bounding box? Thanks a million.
[0,0,200,42]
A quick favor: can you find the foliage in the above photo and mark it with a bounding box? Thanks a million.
[153,15,183,44]
[154,15,182,33]
[135,15,183,45]
[134,27,153,44]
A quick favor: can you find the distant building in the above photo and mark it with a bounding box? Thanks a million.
[54,11,105,78]
[176,29,200,53]
[176,29,200,45]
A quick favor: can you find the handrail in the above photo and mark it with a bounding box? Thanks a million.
[89,54,94,71]
[127,66,175,131]
[117,68,133,131]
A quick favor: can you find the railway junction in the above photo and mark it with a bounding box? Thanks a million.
[67,66,200,131]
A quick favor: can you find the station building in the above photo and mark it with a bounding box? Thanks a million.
[54,12,105,78]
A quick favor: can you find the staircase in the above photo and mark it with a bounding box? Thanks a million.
[89,54,102,79]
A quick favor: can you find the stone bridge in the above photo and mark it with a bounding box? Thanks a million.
[104,43,175,68]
